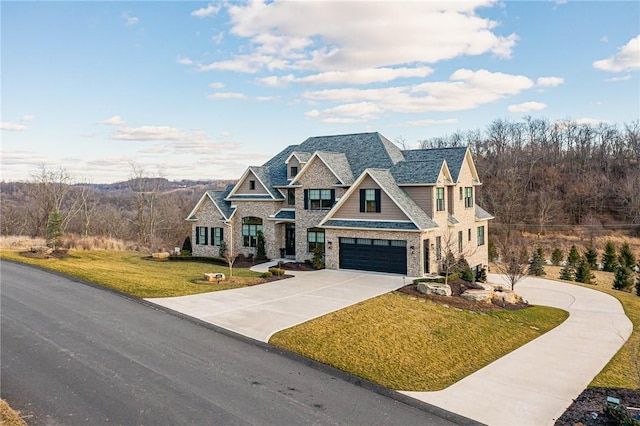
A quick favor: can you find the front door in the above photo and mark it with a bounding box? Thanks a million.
[423,239,430,274]
[285,224,295,256]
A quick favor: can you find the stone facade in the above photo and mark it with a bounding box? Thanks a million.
[191,198,227,257]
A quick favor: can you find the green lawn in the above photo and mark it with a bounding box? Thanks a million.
[270,292,568,391]
[0,250,263,298]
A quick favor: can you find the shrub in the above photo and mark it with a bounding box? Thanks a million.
[551,248,564,266]
[475,266,487,283]
[456,256,473,282]
[618,242,636,269]
[256,231,267,261]
[312,246,325,270]
[488,239,498,262]
[181,236,192,255]
[635,274,640,297]
[602,241,619,272]
[269,267,285,276]
[262,271,273,278]
[567,245,581,267]
[218,241,227,259]
[613,267,633,291]
[559,263,574,281]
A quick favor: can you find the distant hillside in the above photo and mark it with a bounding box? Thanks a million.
[83,178,235,193]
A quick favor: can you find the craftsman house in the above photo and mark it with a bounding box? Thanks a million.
[186,132,492,277]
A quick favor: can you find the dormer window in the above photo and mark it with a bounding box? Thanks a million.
[436,188,445,211]
[290,166,298,177]
[249,180,256,190]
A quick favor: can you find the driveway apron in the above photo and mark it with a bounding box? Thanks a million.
[149,268,408,342]
[402,274,633,426]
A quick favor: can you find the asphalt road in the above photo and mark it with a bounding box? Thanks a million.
[0,261,470,426]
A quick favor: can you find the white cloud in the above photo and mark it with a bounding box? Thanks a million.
[258,67,434,87]
[574,117,610,125]
[191,4,221,18]
[403,118,459,127]
[1,122,27,131]
[600,35,609,43]
[207,92,248,100]
[536,76,564,87]
[593,35,640,72]
[321,117,367,124]
[256,96,279,102]
[209,82,225,89]
[21,115,35,122]
[101,115,125,125]
[176,56,194,65]
[212,32,224,44]
[223,1,517,73]
[112,125,187,141]
[122,12,139,26]
[605,75,632,82]
[508,101,547,112]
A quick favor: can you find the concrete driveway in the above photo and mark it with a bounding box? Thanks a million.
[403,274,633,426]
[149,265,408,342]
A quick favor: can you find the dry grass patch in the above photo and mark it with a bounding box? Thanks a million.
[0,249,263,298]
[0,400,27,426]
[270,292,567,391]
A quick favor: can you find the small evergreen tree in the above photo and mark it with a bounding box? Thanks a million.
[528,249,546,276]
[218,241,227,259]
[46,210,63,251]
[312,246,325,270]
[551,248,564,266]
[256,230,267,261]
[613,267,633,291]
[584,246,598,269]
[181,236,192,255]
[456,256,474,282]
[559,263,574,281]
[618,243,636,269]
[602,241,618,272]
[575,258,594,284]
[567,245,581,267]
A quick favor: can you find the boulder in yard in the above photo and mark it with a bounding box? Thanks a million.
[204,273,225,282]
[417,282,452,296]
[492,290,523,304]
[152,252,170,259]
[461,289,493,303]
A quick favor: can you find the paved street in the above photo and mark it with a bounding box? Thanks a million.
[0,261,470,425]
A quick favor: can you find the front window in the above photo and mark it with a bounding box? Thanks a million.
[365,189,378,212]
[435,236,442,260]
[436,188,445,211]
[196,226,208,245]
[465,187,473,208]
[290,166,298,177]
[212,227,223,246]
[287,188,295,206]
[309,189,333,210]
[477,226,485,246]
[242,217,263,247]
[307,228,325,252]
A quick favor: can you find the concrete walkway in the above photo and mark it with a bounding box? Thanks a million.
[402,274,633,426]
[149,261,409,342]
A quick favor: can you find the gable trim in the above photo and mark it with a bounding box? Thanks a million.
[185,191,228,222]
[319,169,420,229]
[226,167,275,200]
[290,151,347,186]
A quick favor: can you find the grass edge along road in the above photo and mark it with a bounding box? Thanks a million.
[0,249,263,298]
[0,400,28,426]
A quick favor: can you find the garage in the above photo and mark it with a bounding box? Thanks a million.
[339,237,407,275]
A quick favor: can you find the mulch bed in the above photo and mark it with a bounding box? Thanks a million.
[20,249,75,260]
[398,278,529,311]
[555,388,640,425]
[278,261,316,271]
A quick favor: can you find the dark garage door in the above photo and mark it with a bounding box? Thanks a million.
[339,238,407,275]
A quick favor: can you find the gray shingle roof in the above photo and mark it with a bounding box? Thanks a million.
[322,220,418,231]
[315,151,354,185]
[448,214,459,225]
[475,205,494,221]
[390,158,444,185]
[402,147,468,182]
[204,184,234,219]
[271,209,295,220]
[289,151,312,163]
[366,169,438,230]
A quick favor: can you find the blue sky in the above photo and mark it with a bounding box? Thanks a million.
[2,1,639,183]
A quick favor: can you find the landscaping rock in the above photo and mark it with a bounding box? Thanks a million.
[417,282,452,296]
[204,273,225,282]
[492,290,522,304]
[461,289,493,303]
[152,252,170,259]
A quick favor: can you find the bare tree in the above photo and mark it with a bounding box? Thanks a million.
[438,227,478,286]
[493,236,528,290]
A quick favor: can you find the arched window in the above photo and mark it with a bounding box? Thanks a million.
[242,217,263,247]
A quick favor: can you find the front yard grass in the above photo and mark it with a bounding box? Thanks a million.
[270,292,568,391]
[545,265,640,389]
[0,250,263,298]
[0,399,27,426]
